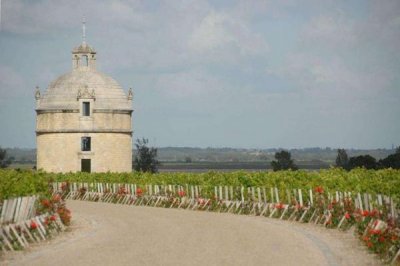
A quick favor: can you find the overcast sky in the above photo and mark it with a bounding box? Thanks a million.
[0,0,399,149]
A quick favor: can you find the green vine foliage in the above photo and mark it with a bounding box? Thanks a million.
[1,168,400,201]
[0,169,51,200]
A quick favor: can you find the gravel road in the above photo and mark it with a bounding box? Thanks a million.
[3,200,381,266]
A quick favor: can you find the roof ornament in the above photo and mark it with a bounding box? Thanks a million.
[77,85,96,100]
[128,88,133,101]
[82,16,86,46]
[35,86,41,100]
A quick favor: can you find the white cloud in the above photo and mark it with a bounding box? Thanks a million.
[188,11,269,63]
[301,13,357,50]
[154,69,225,101]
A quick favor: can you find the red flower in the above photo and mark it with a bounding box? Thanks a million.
[118,187,127,195]
[314,186,324,194]
[30,221,38,230]
[345,213,351,219]
[379,236,385,243]
[368,209,379,218]
[41,199,51,208]
[275,203,284,210]
[50,215,57,221]
[369,229,382,235]
[362,210,369,217]
[367,241,373,248]
[52,194,61,202]
[178,191,186,197]
[136,188,143,196]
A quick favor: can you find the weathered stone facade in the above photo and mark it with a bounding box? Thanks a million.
[35,33,133,173]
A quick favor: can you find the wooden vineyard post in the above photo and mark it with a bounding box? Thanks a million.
[363,193,369,212]
[262,188,267,203]
[357,193,364,212]
[299,189,313,223]
[270,188,274,204]
[286,189,291,205]
[275,188,280,203]
[298,189,303,207]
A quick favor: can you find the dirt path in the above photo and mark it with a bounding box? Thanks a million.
[3,200,381,266]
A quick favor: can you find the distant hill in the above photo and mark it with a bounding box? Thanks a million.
[5,147,396,165]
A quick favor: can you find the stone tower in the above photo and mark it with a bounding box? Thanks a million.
[35,20,133,173]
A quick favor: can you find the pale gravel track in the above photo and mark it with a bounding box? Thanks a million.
[3,200,382,266]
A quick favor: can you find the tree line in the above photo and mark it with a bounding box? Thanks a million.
[335,147,400,170]
[270,147,400,171]
[2,142,399,173]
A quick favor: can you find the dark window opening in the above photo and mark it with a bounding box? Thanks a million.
[83,102,90,116]
[81,159,91,173]
[81,137,91,151]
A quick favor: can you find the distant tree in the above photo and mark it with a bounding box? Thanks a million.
[378,146,400,169]
[271,150,298,171]
[184,156,192,163]
[348,155,377,170]
[335,149,349,170]
[0,147,14,168]
[133,138,159,173]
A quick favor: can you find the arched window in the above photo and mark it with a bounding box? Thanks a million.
[81,55,89,66]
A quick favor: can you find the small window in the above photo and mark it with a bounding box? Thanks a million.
[82,102,90,116]
[81,137,91,151]
[81,159,91,173]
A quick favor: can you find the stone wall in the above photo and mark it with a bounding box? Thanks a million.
[36,112,131,131]
[37,132,132,173]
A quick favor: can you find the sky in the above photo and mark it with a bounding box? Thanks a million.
[0,0,399,149]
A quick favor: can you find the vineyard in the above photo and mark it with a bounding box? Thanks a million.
[1,168,400,201]
[1,168,400,263]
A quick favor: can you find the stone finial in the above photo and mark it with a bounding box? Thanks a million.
[35,86,41,100]
[82,16,86,46]
[128,88,133,101]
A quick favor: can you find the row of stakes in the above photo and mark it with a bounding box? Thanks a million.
[56,182,399,227]
[0,195,66,252]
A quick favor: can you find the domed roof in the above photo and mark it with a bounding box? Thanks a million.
[72,43,96,54]
[38,70,132,110]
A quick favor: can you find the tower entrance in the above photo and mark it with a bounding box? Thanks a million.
[81,159,91,173]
